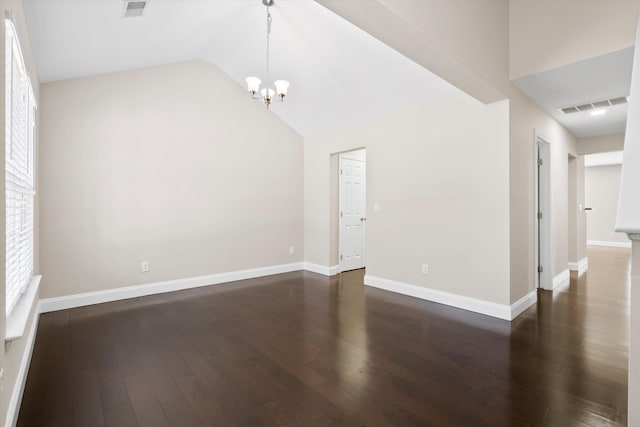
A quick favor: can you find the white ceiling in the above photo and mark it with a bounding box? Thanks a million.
[23,0,459,137]
[513,47,633,139]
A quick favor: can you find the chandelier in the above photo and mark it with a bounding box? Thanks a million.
[245,0,289,109]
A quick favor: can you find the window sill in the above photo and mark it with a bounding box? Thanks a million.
[5,275,41,342]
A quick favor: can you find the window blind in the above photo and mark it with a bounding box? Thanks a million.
[5,15,36,316]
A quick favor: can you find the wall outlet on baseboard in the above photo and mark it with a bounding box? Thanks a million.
[289,246,295,255]
[422,264,429,275]
[141,262,150,273]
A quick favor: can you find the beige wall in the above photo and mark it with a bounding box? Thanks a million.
[318,0,588,305]
[0,0,40,425]
[378,0,510,96]
[567,155,588,263]
[585,165,630,245]
[305,94,511,305]
[576,158,587,261]
[577,133,625,155]
[509,87,581,301]
[510,1,640,79]
[39,61,304,299]
[316,0,508,104]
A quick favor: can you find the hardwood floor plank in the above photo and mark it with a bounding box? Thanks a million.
[17,247,631,426]
[103,403,138,427]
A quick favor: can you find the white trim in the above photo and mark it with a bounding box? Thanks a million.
[568,257,589,275]
[364,275,513,320]
[39,263,304,313]
[534,130,553,291]
[552,269,570,290]
[303,262,340,276]
[587,240,632,248]
[5,276,41,342]
[5,304,40,427]
[510,290,538,320]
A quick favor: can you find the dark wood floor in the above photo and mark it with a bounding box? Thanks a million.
[18,247,630,426]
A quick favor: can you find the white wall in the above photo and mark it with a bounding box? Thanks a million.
[305,94,510,305]
[39,61,304,299]
[585,165,630,246]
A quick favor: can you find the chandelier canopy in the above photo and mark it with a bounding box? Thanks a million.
[245,0,289,109]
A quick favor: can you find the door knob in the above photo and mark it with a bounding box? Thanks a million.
[360,217,367,222]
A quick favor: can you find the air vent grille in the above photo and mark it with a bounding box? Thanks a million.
[124,1,147,18]
[559,96,628,114]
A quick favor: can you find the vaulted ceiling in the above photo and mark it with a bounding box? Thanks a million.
[23,0,459,137]
[23,0,635,140]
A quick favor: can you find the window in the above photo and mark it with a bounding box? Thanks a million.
[5,13,36,317]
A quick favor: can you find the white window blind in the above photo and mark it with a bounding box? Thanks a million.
[5,14,36,317]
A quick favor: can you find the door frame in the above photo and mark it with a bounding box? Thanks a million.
[338,151,366,273]
[534,129,552,290]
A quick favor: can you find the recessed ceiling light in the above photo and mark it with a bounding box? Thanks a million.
[590,110,606,116]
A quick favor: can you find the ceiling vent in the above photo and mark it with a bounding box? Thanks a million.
[559,96,628,114]
[124,1,148,18]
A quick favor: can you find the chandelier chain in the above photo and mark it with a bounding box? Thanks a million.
[266,6,272,81]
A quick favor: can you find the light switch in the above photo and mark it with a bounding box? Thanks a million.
[373,202,380,212]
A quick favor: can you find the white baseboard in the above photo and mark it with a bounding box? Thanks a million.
[39,262,304,313]
[364,275,514,320]
[510,291,537,320]
[302,262,340,276]
[5,307,40,427]
[568,257,589,275]
[552,269,570,289]
[587,240,632,248]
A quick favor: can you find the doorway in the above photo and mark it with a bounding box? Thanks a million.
[534,131,552,290]
[338,149,366,272]
[568,154,578,268]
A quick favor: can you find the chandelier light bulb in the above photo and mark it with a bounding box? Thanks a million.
[260,87,275,102]
[274,80,289,100]
[246,76,261,95]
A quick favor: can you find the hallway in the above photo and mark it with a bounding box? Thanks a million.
[17,248,630,426]
[512,246,630,425]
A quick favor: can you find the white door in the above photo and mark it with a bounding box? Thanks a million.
[339,156,366,272]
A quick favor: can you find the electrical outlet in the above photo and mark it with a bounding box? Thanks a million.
[289,246,295,255]
[141,262,149,273]
[422,264,429,275]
